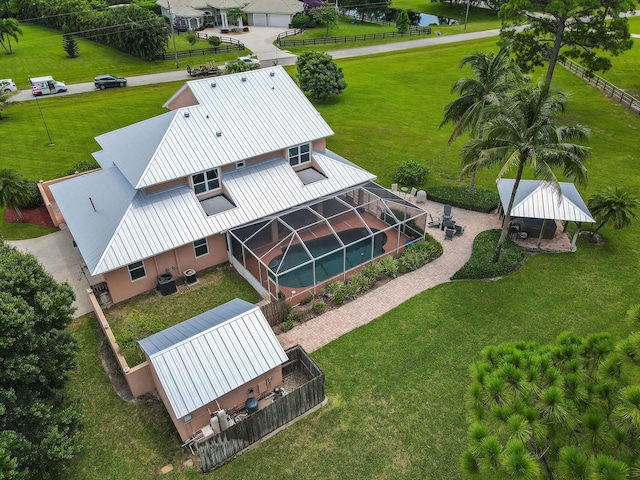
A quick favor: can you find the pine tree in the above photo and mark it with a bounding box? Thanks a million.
[62,33,79,58]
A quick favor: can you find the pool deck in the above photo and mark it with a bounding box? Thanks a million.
[276,197,570,353]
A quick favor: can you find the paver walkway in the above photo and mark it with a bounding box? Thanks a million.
[277,200,501,352]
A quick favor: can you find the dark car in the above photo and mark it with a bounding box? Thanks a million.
[94,74,127,90]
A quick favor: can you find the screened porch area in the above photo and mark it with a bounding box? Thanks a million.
[228,183,428,303]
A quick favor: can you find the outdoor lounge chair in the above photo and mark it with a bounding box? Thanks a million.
[454,224,466,236]
[444,227,455,240]
[443,204,453,221]
[427,214,441,228]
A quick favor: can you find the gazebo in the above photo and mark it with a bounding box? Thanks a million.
[497,179,595,248]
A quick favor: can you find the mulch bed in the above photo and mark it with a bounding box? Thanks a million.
[3,205,56,228]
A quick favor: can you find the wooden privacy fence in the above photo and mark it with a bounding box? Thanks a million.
[277,27,431,47]
[260,296,288,326]
[197,346,325,472]
[558,55,640,115]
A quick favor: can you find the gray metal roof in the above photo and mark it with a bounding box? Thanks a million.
[138,298,288,419]
[497,179,595,223]
[54,151,375,275]
[243,0,303,14]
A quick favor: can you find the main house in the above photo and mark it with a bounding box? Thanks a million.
[47,66,426,305]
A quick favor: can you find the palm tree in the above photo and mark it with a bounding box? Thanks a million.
[460,83,591,262]
[587,187,639,238]
[0,168,31,222]
[0,18,23,55]
[440,45,525,192]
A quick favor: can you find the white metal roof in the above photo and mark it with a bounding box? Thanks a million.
[53,151,375,275]
[111,66,333,189]
[497,179,595,223]
[138,299,288,419]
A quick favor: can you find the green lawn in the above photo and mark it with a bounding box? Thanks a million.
[47,38,640,479]
[0,24,245,90]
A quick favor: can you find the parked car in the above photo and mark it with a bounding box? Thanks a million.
[94,74,127,90]
[30,76,67,96]
[237,56,260,67]
[0,79,17,93]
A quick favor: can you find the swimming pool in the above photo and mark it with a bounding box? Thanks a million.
[268,228,387,288]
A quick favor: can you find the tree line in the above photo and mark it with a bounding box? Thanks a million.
[8,0,169,60]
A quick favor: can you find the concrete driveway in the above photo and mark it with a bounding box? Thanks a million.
[7,226,99,317]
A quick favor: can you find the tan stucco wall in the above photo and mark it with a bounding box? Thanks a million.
[147,358,283,441]
[104,234,228,303]
[165,88,199,110]
[143,177,189,194]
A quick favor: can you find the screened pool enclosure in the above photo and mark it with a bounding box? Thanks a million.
[228,183,428,302]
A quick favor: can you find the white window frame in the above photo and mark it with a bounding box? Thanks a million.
[194,238,209,257]
[288,143,311,166]
[128,261,146,282]
[192,168,220,195]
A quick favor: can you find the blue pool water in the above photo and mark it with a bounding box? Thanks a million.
[268,228,387,288]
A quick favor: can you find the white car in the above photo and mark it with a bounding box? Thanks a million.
[0,79,17,93]
[237,56,260,67]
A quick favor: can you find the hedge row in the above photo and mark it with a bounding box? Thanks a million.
[425,186,500,213]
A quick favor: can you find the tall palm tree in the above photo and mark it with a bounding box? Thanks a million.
[0,168,31,222]
[440,45,525,192]
[0,18,23,55]
[587,187,639,238]
[460,83,591,262]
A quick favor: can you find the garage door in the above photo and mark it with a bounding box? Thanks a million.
[253,14,267,26]
[268,14,290,27]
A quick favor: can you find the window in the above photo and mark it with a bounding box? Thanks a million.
[236,160,245,169]
[192,168,220,194]
[128,261,146,281]
[288,143,310,166]
[194,238,208,257]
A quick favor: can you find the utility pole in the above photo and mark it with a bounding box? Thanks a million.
[29,77,54,146]
[463,0,470,30]
[168,1,179,69]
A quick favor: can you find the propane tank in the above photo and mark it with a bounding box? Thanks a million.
[217,409,229,431]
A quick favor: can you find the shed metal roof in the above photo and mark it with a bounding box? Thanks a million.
[53,151,375,275]
[138,299,288,419]
[497,179,595,223]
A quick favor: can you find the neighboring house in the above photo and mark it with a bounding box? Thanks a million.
[47,66,425,304]
[157,0,302,30]
[137,298,288,441]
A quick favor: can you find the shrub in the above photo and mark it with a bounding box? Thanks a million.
[312,302,325,314]
[224,60,260,74]
[378,256,399,278]
[397,239,443,272]
[288,312,303,323]
[360,261,385,282]
[18,180,44,209]
[299,295,313,305]
[291,13,311,28]
[395,159,429,186]
[282,318,294,331]
[186,30,198,46]
[62,159,100,177]
[323,281,346,305]
[451,230,526,280]
[425,186,500,213]
[207,35,221,47]
[347,272,371,293]
[342,282,360,301]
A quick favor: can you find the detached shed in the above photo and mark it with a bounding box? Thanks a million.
[138,298,288,441]
[497,179,595,247]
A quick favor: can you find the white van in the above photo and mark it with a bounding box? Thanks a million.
[30,76,67,96]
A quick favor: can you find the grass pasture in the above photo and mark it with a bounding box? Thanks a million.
[1,30,640,479]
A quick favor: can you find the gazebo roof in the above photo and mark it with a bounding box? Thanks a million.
[497,179,595,223]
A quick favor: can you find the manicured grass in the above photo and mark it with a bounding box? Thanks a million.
[595,42,640,96]
[6,37,640,479]
[0,24,246,90]
[104,266,261,366]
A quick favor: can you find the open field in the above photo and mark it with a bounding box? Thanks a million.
[20,37,635,479]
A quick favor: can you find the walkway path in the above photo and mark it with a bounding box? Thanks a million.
[277,200,501,353]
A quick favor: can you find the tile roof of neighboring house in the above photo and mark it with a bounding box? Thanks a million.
[138,298,288,419]
[52,151,376,275]
[156,0,244,13]
[243,0,304,14]
[497,179,595,223]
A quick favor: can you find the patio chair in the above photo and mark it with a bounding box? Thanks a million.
[444,227,455,240]
[454,224,466,236]
[443,204,453,221]
[391,183,398,193]
[427,213,441,228]
[410,187,417,198]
